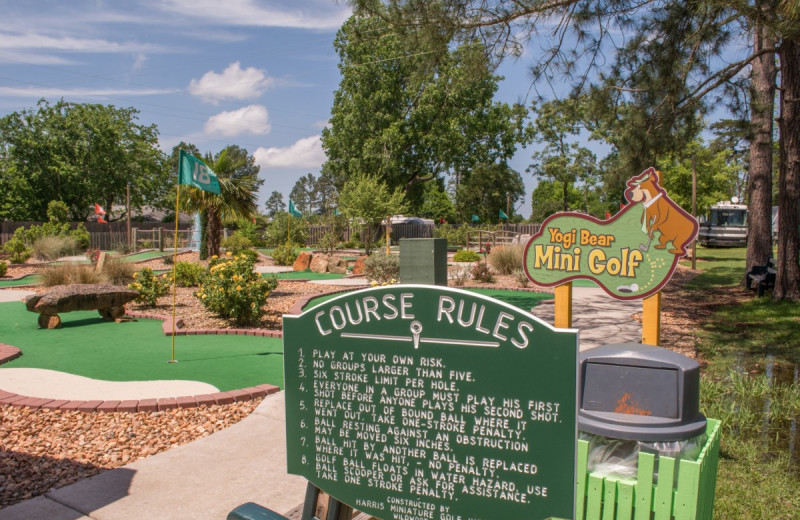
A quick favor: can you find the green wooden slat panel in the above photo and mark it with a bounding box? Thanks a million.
[602,479,616,520]
[634,453,655,520]
[653,456,675,520]
[674,458,701,520]
[587,475,604,520]
[616,482,634,520]
[577,440,589,520]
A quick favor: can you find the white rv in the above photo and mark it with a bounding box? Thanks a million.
[698,200,748,247]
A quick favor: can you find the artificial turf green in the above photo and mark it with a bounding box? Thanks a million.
[0,275,41,287]
[0,302,285,391]
[263,270,346,281]
[303,287,552,312]
[121,251,172,262]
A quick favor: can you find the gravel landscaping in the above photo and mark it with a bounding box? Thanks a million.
[0,399,261,508]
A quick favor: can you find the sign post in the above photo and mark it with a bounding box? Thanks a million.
[284,285,579,520]
[523,168,698,346]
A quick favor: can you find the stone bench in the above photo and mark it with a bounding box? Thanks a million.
[23,284,139,329]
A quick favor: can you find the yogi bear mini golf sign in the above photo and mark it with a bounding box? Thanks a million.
[523,168,699,300]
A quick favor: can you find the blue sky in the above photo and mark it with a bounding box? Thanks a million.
[0,0,552,217]
[0,1,747,219]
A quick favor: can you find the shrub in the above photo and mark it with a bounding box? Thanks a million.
[129,267,170,306]
[196,254,278,325]
[449,266,471,286]
[363,251,400,284]
[271,242,299,266]
[32,235,78,261]
[513,269,530,288]
[114,240,133,255]
[452,249,481,262]
[487,244,524,275]
[232,219,264,247]
[2,234,31,264]
[0,261,7,277]
[40,264,104,286]
[171,261,206,287]
[265,213,308,246]
[433,222,470,247]
[101,258,135,286]
[471,261,495,283]
[18,222,90,250]
[222,233,253,255]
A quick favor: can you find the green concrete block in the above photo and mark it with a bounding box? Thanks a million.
[399,238,447,285]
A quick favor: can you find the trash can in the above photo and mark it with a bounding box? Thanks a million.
[575,343,720,520]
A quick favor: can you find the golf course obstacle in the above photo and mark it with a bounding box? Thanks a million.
[23,284,138,329]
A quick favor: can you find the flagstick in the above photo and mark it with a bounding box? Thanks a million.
[169,183,180,364]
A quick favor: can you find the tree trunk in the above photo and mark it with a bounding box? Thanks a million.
[774,38,800,300]
[199,211,208,260]
[745,20,777,281]
[207,209,222,258]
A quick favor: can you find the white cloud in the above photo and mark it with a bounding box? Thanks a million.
[154,0,350,30]
[188,62,275,104]
[132,53,148,71]
[204,105,271,137]
[253,135,326,169]
[0,31,162,53]
[0,86,176,98]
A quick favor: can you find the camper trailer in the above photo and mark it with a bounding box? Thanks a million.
[698,200,748,247]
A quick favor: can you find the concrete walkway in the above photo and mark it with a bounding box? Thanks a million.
[531,286,642,351]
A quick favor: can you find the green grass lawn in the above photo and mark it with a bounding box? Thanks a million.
[687,245,800,518]
[0,302,284,391]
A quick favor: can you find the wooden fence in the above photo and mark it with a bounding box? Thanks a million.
[0,221,193,252]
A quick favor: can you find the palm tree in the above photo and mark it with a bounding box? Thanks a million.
[180,146,260,258]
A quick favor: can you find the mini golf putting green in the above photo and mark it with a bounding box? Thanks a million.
[0,302,284,392]
[302,287,552,312]
[0,275,41,287]
[263,270,347,281]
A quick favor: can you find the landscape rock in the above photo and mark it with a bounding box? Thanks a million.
[351,255,369,275]
[328,256,347,274]
[310,254,331,273]
[293,251,313,271]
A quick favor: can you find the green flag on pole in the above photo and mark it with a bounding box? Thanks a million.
[499,208,509,220]
[289,199,303,217]
[471,214,480,223]
[178,149,220,194]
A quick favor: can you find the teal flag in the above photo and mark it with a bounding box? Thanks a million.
[178,150,220,194]
[471,214,480,222]
[499,209,509,220]
[289,199,303,217]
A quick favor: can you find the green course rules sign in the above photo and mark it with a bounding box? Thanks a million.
[283,285,578,520]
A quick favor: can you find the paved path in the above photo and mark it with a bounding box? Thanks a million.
[531,286,642,351]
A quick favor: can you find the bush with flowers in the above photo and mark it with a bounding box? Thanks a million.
[128,267,170,306]
[195,252,278,325]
